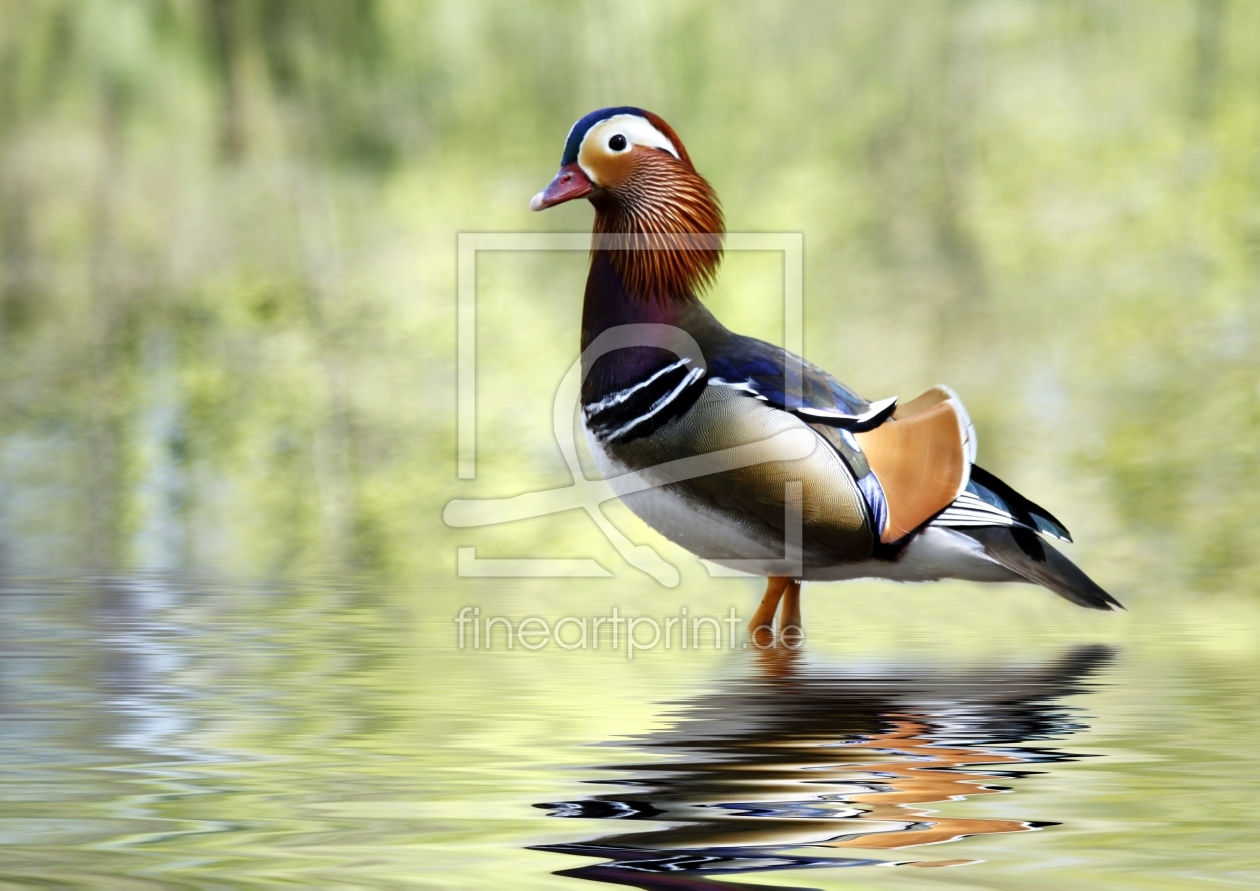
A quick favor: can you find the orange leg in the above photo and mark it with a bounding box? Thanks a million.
[779,579,802,640]
[749,576,789,635]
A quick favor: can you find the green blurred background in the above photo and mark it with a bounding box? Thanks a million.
[1,0,1257,601]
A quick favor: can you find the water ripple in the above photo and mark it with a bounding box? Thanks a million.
[532,645,1115,888]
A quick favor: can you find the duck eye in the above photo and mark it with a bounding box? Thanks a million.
[608,134,628,151]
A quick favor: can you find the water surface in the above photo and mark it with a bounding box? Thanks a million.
[0,573,1255,889]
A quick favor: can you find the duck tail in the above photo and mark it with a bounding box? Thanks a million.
[958,526,1124,611]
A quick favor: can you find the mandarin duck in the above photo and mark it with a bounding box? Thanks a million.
[531,107,1120,636]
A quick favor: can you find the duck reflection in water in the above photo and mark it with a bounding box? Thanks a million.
[532,644,1114,890]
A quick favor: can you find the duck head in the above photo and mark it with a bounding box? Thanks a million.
[532,107,724,299]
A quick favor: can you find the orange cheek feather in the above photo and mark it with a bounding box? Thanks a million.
[577,147,638,192]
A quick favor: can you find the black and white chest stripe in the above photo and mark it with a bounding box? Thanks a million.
[583,359,706,443]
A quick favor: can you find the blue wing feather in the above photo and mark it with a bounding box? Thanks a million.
[707,335,894,429]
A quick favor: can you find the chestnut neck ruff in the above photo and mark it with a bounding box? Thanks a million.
[590,150,724,302]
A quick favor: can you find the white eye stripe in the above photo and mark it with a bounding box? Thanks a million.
[579,115,680,162]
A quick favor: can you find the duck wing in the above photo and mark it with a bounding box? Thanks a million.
[932,465,1072,542]
[706,341,974,546]
[706,335,897,430]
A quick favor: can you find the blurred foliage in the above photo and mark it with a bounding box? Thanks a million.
[0,0,1258,599]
